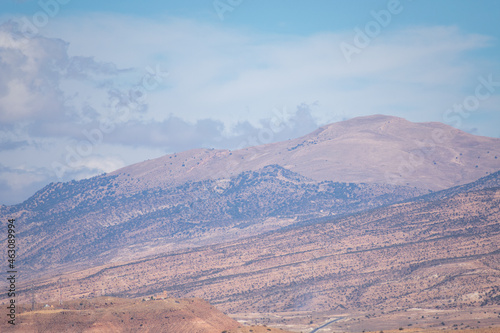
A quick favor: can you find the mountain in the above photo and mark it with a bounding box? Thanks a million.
[109,114,500,191]
[23,174,500,313]
[2,115,500,331]
[410,169,500,203]
[2,115,500,277]
[2,164,425,277]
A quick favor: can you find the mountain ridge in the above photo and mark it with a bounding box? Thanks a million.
[15,173,500,316]
[108,114,500,192]
[3,114,500,279]
[2,115,500,331]
[2,164,426,278]
[0,296,291,333]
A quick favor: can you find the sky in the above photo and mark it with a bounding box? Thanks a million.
[0,0,499,205]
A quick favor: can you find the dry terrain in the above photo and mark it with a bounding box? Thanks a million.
[3,115,500,281]
[8,179,499,331]
[0,297,293,333]
[108,114,500,191]
[230,306,500,332]
[2,115,500,332]
[1,165,425,279]
[364,329,500,333]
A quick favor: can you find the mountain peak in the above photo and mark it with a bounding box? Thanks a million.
[108,115,500,192]
[334,114,407,126]
[308,114,408,139]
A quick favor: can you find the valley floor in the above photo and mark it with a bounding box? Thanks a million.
[230,306,500,332]
[1,298,498,333]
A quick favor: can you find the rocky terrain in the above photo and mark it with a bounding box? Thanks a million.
[9,171,500,331]
[1,115,500,332]
[2,165,426,278]
[3,115,500,280]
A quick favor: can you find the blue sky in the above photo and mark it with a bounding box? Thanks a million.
[0,0,499,204]
[4,1,500,36]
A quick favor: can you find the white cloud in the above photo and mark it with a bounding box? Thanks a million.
[37,16,496,128]
[0,25,65,122]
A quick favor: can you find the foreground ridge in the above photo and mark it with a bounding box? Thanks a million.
[0,296,292,333]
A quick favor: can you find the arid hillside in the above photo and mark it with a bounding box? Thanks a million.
[3,115,500,281]
[109,114,500,191]
[2,115,500,332]
[18,173,500,324]
[0,296,292,333]
[1,164,425,278]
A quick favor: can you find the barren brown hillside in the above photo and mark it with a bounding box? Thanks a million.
[110,115,500,191]
[0,297,292,333]
[17,185,500,330]
[2,115,500,332]
[3,115,500,282]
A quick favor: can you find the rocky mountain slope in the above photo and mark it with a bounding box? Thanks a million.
[3,115,500,280]
[411,169,500,202]
[2,115,499,332]
[19,171,500,316]
[2,165,425,277]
